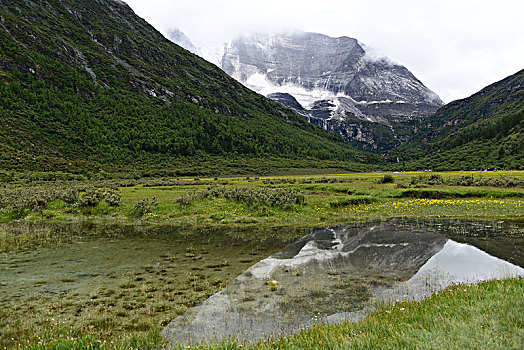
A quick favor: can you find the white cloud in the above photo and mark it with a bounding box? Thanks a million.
[123,0,524,103]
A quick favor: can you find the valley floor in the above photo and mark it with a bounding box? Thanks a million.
[0,171,523,349]
[2,171,524,252]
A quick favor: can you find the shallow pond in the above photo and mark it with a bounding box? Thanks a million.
[162,219,524,346]
[0,219,522,347]
[0,225,286,346]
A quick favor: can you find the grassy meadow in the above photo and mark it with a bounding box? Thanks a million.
[1,171,523,250]
[0,170,523,349]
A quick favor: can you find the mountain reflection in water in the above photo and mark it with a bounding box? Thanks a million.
[162,220,524,346]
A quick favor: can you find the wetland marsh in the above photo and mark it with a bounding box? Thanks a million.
[0,171,523,349]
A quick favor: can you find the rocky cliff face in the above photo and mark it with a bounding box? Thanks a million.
[220,32,444,150]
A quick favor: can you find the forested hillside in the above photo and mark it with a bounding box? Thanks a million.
[395,69,524,170]
[0,0,379,174]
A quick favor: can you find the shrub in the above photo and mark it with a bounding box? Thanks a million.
[410,174,444,186]
[102,189,122,207]
[450,175,475,186]
[448,175,523,188]
[78,189,101,207]
[378,174,394,184]
[175,192,198,207]
[315,177,341,184]
[131,198,153,217]
[222,187,304,208]
[399,189,476,199]
[176,186,305,209]
[78,188,121,207]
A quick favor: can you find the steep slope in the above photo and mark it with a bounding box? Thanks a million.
[397,69,524,170]
[0,0,378,173]
[217,32,444,151]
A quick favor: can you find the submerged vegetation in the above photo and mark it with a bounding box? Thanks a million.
[0,226,286,349]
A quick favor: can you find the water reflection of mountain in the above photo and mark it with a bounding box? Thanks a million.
[163,220,523,346]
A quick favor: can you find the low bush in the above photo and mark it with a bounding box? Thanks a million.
[78,188,121,207]
[410,174,444,186]
[397,189,508,199]
[0,185,121,218]
[175,186,305,209]
[262,178,297,185]
[131,197,157,217]
[449,175,523,188]
[377,174,394,184]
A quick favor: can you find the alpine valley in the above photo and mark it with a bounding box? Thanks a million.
[171,29,523,169]
[1,1,524,350]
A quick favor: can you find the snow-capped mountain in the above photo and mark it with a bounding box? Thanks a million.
[220,31,444,149]
[223,32,441,105]
[167,28,199,54]
[168,30,443,150]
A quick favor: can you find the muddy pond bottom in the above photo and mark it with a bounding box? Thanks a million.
[162,219,524,346]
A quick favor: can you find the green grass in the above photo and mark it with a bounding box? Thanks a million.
[1,171,523,253]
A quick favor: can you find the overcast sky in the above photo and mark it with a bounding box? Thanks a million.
[124,0,523,103]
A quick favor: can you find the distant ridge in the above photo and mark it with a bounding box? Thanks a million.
[397,69,524,170]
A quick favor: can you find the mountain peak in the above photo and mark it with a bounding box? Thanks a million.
[215,30,444,151]
[167,28,199,54]
[221,31,442,106]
